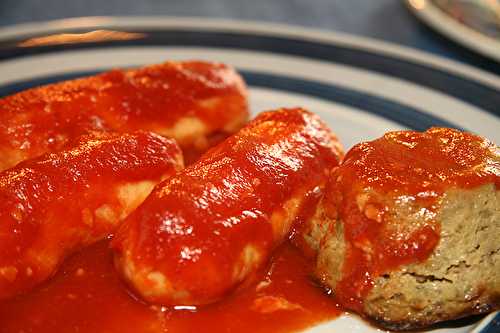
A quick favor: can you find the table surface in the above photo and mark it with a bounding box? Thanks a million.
[0,0,498,75]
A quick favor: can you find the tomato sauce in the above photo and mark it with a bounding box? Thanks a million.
[327,128,499,311]
[111,108,343,306]
[289,186,325,259]
[0,109,344,332]
[0,240,341,333]
[0,61,248,171]
[0,131,182,300]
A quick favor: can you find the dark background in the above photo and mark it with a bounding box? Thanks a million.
[0,0,497,72]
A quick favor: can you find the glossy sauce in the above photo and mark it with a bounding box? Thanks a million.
[112,108,343,306]
[290,186,326,259]
[0,131,182,299]
[327,127,500,311]
[0,240,342,333]
[0,61,248,170]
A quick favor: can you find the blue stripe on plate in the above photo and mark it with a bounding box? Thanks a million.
[0,69,462,131]
[0,29,498,120]
[242,71,462,131]
[480,313,500,333]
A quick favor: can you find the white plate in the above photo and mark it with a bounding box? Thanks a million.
[406,0,500,62]
[0,16,498,333]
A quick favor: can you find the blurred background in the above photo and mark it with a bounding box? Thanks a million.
[0,0,498,73]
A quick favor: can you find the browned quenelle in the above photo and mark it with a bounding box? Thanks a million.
[300,127,500,330]
[0,61,248,170]
[112,108,343,306]
[0,131,183,300]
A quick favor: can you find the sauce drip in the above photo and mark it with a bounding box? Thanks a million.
[0,241,341,333]
[328,128,499,311]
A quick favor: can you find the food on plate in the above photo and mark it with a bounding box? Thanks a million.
[112,108,344,306]
[0,131,183,300]
[0,241,343,333]
[0,61,248,170]
[300,127,500,330]
[1,52,497,332]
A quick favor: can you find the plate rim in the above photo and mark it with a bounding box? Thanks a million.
[405,0,500,63]
[0,15,499,89]
[0,15,497,333]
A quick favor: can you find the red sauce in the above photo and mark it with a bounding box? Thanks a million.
[0,131,182,299]
[289,186,326,259]
[0,61,248,171]
[326,127,499,311]
[112,108,343,306]
[0,240,341,333]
